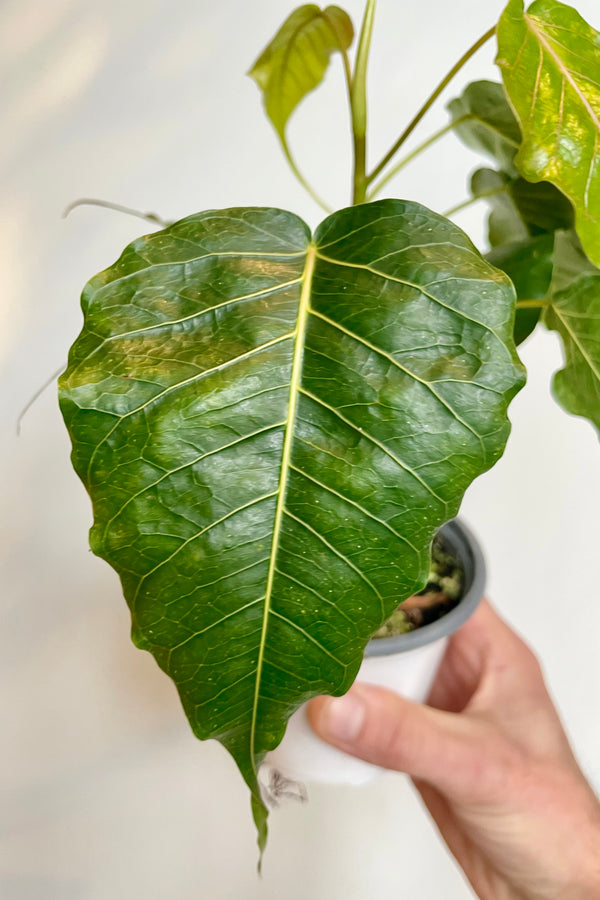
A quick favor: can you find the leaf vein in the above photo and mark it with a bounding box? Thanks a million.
[130,491,277,609]
[74,277,302,374]
[84,331,294,484]
[269,609,347,671]
[273,568,356,626]
[168,597,265,655]
[289,463,420,553]
[306,309,486,457]
[314,250,507,346]
[282,507,385,615]
[101,421,286,542]
[297,390,447,507]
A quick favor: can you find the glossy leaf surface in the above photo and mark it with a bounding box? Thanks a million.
[497,0,600,266]
[59,201,524,847]
[248,4,353,140]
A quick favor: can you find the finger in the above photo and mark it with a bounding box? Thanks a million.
[427,620,486,712]
[426,599,500,712]
[307,682,490,800]
[465,601,551,711]
[453,599,536,670]
[430,599,546,713]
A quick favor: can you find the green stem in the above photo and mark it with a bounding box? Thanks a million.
[367,25,495,186]
[62,197,170,227]
[367,115,472,199]
[280,138,332,213]
[515,298,550,309]
[351,0,377,204]
[16,363,66,435]
[443,183,508,217]
[340,47,357,203]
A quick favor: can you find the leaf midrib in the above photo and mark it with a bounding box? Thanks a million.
[274,11,342,134]
[249,242,317,770]
[524,12,600,132]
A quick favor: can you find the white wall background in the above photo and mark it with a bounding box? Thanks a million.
[1,0,599,897]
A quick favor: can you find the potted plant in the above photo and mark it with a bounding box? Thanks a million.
[58,0,600,863]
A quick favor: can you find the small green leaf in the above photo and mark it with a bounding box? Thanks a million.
[248,5,353,140]
[471,166,574,247]
[497,0,600,267]
[544,231,600,433]
[471,168,527,246]
[508,177,574,235]
[549,227,598,290]
[487,233,554,343]
[59,201,525,851]
[447,80,522,173]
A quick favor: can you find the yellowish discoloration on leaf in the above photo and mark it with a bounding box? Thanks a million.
[497,0,600,265]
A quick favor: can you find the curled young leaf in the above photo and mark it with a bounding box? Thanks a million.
[497,0,600,267]
[248,4,353,140]
[59,200,525,852]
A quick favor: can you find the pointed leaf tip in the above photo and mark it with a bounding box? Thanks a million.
[252,792,269,873]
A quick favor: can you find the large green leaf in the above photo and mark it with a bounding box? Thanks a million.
[248,4,353,140]
[447,80,522,174]
[59,200,524,851]
[544,230,600,432]
[497,0,600,267]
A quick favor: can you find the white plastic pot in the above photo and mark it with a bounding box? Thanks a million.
[262,519,486,787]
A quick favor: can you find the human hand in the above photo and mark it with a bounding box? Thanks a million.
[307,600,600,900]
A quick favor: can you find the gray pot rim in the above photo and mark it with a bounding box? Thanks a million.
[364,518,486,657]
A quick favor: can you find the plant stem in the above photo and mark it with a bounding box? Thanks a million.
[62,197,171,227]
[16,363,66,435]
[340,47,357,201]
[515,298,549,309]
[367,25,496,186]
[350,0,377,204]
[367,115,472,199]
[442,182,508,217]
[280,138,333,213]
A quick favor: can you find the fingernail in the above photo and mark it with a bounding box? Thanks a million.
[320,693,365,743]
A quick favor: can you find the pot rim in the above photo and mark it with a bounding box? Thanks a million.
[364,518,486,657]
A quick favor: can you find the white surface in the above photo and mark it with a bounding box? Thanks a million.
[265,637,449,785]
[2,0,600,898]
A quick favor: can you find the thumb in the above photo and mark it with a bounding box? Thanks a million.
[307,683,483,797]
